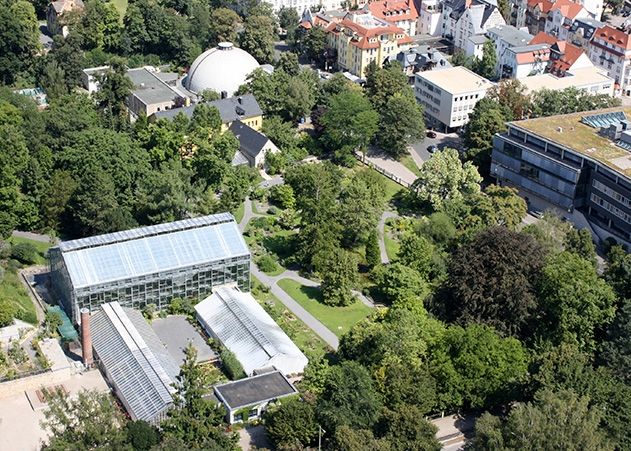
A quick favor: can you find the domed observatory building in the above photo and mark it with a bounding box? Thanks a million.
[184,42,260,98]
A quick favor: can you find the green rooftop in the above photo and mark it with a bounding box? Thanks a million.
[512,107,631,178]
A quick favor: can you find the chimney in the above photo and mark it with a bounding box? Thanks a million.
[221,90,228,99]
[80,308,93,367]
[237,96,243,104]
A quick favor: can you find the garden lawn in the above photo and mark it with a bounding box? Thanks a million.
[0,271,37,324]
[400,154,421,177]
[277,279,372,338]
[383,225,400,261]
[234,202,245,223]
[7,236,52,265]
[110,0,128,19]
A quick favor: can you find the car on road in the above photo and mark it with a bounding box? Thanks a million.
[426,130,437,138]
[427,145,438,153]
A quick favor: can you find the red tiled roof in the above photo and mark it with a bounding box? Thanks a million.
[530,31,558,45]
[550,0,584,19]
[299,20,312,29]
[368,0,419,22]
[595,25,631,50]
[327,17,409,50]
[515,48,550,64]
[549,41,584,74]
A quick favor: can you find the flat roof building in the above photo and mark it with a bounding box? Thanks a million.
[126,67,189,118]
[90,302,180,424]
[49,213,250,323]
[414,66,494,132]
[492,107,631,246]
[214,371,298,423]
[518,66,614,95]
[195,287,308,377]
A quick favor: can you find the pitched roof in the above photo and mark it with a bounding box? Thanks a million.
[530,31,559,45]
[510,43,551,63]
[550,0,585,19]
[229,120,270,159]
[549,40,586,74]
[487,24,533,47]
[367,0,420,22]
[153,94,262,123]
[594,25,631,50]
[50,0,84,14]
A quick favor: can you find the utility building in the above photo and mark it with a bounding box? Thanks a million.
[49,213,250,323]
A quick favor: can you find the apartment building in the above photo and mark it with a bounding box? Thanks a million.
[502,43,551,78]
[419,0,442,35]
[544,1,589,40]
[491,108,631,246]
[442,0,505,50]
[587,25,631,96]
[487,24,534,78]
[325,12,413,77]
[414,66,494,132]
[366,0,419,36]
[566,17,604,48]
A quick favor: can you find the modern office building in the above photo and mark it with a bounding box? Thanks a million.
[491,108,631,245]
[49,213,251,323]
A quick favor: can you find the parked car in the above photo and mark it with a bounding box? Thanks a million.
[427,145,438,153]
[426,130,437,138]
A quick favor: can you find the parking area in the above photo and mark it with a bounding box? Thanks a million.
[410,131,463,163]
[151,315,218,365]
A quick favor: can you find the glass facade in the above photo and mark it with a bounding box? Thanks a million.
[49,214,251,323]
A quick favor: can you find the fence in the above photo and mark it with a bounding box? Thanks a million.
[355,153,415,189]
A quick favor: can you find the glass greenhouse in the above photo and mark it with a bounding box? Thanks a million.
[49,213,251,323]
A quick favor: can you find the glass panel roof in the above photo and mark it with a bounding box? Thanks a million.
[58,214,249,289]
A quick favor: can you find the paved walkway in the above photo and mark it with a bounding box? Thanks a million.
[11,230,57,244]
[359,147,418,187]
[378,211,399,264]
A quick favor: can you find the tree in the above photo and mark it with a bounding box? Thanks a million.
[240,14,276,63]
[564,227,597,265]
[439,227,544,337]
[531,87,620,118]
[276,51,300,76]
[473,40,497,80]
[162,344,238,449]
[317,361,383,434]
[77,0,121,51]
[429,324,529,410]
[365,229,380,269]
[125,420,160,450]
[269,184,296,210]
[321,90,378,161]
[600,297,631,384]
[364,62,411,111]
[339,169,386,245]
[264,398,318,449]
[41,389,127,450]
[488,79,530,120]
[277,6,299,30]
[412,148,482,211]
[0,0,40,84]
[378,93,425,159]
[0,298,16,327]
[95,58,133,129]
[537,252,616,352]
[479,185,527,229]
[317,247,358,306]
[462,98,508,172]
[330,426,390,451]
[209,8,241,45]
[605,245,631,299]
[397,234,435,280]
[373,263,428,305]
[39,60,67,100]
[302,26,327,64]
[378,405,441,451]
[471,390,613,451]
[189,104,222,131]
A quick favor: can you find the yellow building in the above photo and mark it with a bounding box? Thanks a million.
[325,12,413,78]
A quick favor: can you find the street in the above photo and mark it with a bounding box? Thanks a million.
[409,131,463,163]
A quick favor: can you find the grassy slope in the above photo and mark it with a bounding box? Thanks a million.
[277,279,372,338]
[111,0,128,19]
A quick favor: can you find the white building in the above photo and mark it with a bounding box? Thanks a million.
[414,66,494,132]
[518,66,614,94]
[366,0,419,36]
[486,24,534,77]
[195,287,308,377]
[418,0,442,35]
[587,25,631,96]
[81,66,109,94]
[447,0,506,50]
[466,34,488,59]
[544,1,589,40]
[502,43,550,78]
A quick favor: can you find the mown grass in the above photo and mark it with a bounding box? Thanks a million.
[399,154,421,177]
[0,271,37,324]
[277,279,372,338]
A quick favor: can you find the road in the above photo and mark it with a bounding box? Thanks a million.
[409,132,463,164]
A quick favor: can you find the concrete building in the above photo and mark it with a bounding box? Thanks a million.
[81,66,109,94]
[229,121,280,168]
[195,287,308,377]
[47,0,84,35]
[518,66,614,94]
[491,107,631,246]
[49,213,250,323]
[587,25,631,96]
[325,11,413,77]
[502,43,551,78]
[487,24,534,77]
[214,371,298,424]
[418,0,442,35]
[126,67,189,118]
[365,0,420,36]
[415,66,494,132]
[467,34,489,59]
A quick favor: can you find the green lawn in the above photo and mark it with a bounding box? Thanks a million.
[252,277,330,360]
[7,236,52,265]
[400,154,421,177]
[110,0,128,19]
[234,202,245,223]
[277,279,372,338]
[0,271,38,324]
[383,225,400,261]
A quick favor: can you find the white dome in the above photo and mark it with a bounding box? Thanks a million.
[185,42,260,96]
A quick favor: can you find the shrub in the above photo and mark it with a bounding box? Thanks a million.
[10,243,39,265]
[220,348,246,380]
[142,303,156,321]
[125,420,160,450]
[0,298,16,327]
[269,184,296,210]
[257,254,280,274]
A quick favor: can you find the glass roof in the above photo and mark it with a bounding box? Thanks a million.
[58,214,249,289]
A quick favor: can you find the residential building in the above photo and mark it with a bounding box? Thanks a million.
[153,94,264,132]
[450,0,506,50]
[577,0,603,19]
[47,0,84,35]
[195,287,309,376]
[414,66,494,132]
[547,39,594,75]
[90,302,180,424]
[544,0,589,40]
[81,66,109,94]
[587,25,631,96]
[126,67,189,118]
[466,34,489,59]
[214,371,299,424]
[491,108,631,246]
[229,121,280,168]
[487,24,534,77]
[518,66,614,93]
[509,0,529,29]
[502,43,551,78]
[325,12,413,77]
[566,17,604,47]
[419,0,442,35]
[390,46,452,77]
[365,0,420,36]
[49,213,251,323]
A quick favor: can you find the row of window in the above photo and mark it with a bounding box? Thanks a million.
[591,193,631,224]
[593,179,631,208]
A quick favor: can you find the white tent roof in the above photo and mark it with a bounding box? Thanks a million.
[195,287,308,376]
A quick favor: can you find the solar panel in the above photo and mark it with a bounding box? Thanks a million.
[582,111,627,129]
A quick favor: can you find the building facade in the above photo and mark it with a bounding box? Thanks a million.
[414,66,494,132]
[502,43,550,78]
[486,24,534,78]
[544,2,589,40]
[418,0,442,35]
[49,213,251,323]
[365,0,419,36]
[47,0,84,35]
[587,25,631,96]
[491,108,631,245]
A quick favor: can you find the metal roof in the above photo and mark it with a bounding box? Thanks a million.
[214,371,298,410]
[90,302,180,423]
[55,213,249,289]
[195,288,308,376]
